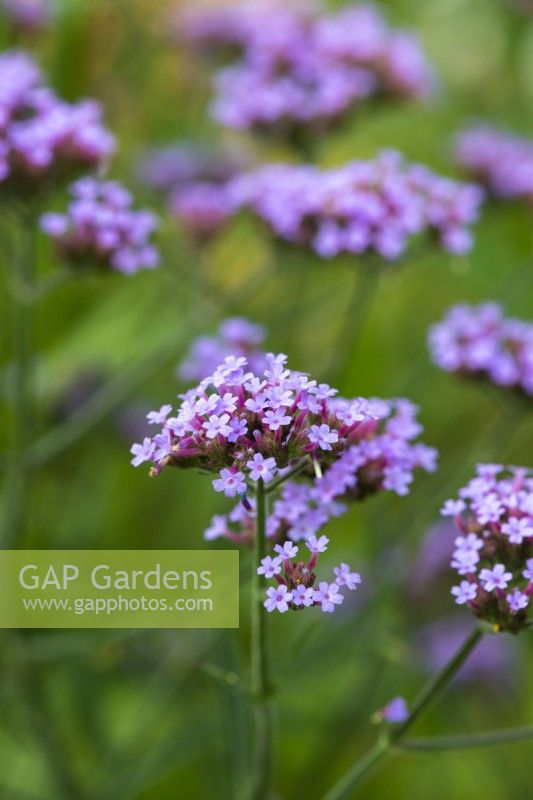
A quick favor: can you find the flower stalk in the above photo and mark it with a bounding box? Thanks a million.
[323,626,484,800]
[251,477,274,800]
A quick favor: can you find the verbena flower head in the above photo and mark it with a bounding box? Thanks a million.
[205,398,436,544]
[172,0,321,61]
[260,538,361,614]
[443,464,533,632]
[170,181,234,241]
[130,353,383,491]
[40,177,159,275]
[0,50,114,192]
[180,1,436,137]
[137,142,245,197]
[429,303,533,397]
[228,152,483,260]
[455,125,533,202]
[178,318,267,383]
[1,0,52,32]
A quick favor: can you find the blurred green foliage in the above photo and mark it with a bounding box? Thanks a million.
[1,1,533,799]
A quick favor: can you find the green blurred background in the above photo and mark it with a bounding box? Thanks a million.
[1,1,532,798]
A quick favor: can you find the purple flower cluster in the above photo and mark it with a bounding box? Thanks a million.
[171,181,234,242]
[130,353,381,492]
[442,464,533,632]
[40,177,159,275]
[260,537,361,614]
[204,398,436,544]
[229,152,483,259]
[172,0,317,57]
[455,125,533,202]
[137,142,246,241]
[176,2,436,135]
[429,303,533,397]
[0,50,114,191]
[1,0,52,32]
[137,142,246,197]
[178,318,267,384]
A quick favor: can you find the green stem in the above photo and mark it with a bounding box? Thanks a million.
[323,626,483,800]
[251,478,274,800]
[399,725,533,752]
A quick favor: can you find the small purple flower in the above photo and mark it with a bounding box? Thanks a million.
[153,430,173,462]
[313,581,344,613]
[451,581,478,605]
[523,559,533,581]
[333,563,362,590]
[227,417,248,442]
[257,556,283,579]
[307,535,329,554]
[264,585,293,613]
[501,517,533,545]
[454,533,483,552]
[212,468,246,498]
[147,404,173,425]
[507,589,529,614]
[204,514,227,541]
[203,413,232,439]
[263,408,292,431]
[308,424,339,451]
[274,541,299,559]
[246,453,277,483]
[292,585,315,607]
[451,549,480,576]
[441,499,466,517]
[479,564,513,592]
[380,696,409,723]
[130,438,155,467]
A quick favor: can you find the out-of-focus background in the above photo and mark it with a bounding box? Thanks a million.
[1,1,532,798]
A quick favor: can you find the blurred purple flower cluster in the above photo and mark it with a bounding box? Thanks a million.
[442,464,533,632]
[137,142,245,196]
[137,142,246,241]
[40,177,159,274]
[429,303,533,397]
[172,0,318,57]
[179,317,267,383]
[455,125,533,202]
[417,617,518,687]
[0,50,114,190]
[175,1,435,136]
[1,0,52,32]
[260,537,361,615]
[204,398,436,544]
[229,151,483,259]
[171,181,235,242]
